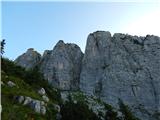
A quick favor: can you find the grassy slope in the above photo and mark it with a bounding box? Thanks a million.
[1,58,60,120]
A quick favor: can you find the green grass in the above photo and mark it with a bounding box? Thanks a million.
[71,91,86,102]
[1,58,60,120]
[2,72,42,100]
[1,94,45,120]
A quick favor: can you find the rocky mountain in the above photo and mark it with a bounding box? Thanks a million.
[15,48,41,69]
[40,40,83,90]
[15,31,160,120]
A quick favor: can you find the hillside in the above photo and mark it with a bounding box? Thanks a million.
[1,31,160,120]
[1,57,141,120]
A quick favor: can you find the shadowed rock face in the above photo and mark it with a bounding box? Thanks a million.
[40,40,83,90]
[80,31,160,120]
[15,48,41,69]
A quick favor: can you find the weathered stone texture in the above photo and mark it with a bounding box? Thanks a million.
[40,40,83,90]
[15,48,41,69]
[80,31,160,120]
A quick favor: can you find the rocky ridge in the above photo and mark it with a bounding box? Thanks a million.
[40,40,83,90]
[15,31,160,120]
[15,48,41,69]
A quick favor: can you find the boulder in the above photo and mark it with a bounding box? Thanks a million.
[23,97,32,105]
[38,88,46,95]
[42,95,49,102]
[17,96,25,104]
[33,100,41,113]
[40,101,45,106]
[53,104,60,112]
[40,106,46,115]
[7,81,16,87]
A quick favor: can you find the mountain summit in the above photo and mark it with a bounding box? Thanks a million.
[15,31,160,120]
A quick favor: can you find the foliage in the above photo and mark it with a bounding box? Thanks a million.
[104,103,120,120]
[1,58,61,120]
[1,39,5,55]
[60,95,101,120]
[46,103,57,120]
[1,94,45,120]
[118,99,140,120]
[1,58,26,78]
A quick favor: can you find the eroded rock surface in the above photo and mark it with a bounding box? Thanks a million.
[15,48,41,69]
[80,31,160,120]
[14,31,160,120]
[40,40,83,90]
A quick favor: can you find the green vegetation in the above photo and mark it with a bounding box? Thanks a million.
[71,91,87,102]
[104,103,119,120]
[1,39,5,55]
[1,57,61,120]
[60,95,101,120]
[1,57,141,120]
[118,99,140,120]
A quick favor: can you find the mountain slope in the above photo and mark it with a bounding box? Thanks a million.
[1,58,61,120]
[14,31,160,120]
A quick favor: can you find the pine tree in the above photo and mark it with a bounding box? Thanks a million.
[1,39,6,55]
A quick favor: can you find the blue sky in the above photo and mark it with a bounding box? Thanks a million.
[2,1,160,60]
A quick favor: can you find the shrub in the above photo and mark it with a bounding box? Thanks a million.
[118,99,139,120]
[60,95,101,120]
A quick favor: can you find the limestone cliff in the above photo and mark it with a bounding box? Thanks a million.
[15,48,41,69]
[40,40,83,90]
[15,31,160,120]
[80,31,160,120]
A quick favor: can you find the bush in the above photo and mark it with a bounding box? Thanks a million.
[118,99,139,120]
[104,103,119,120]
[60,95,101,120]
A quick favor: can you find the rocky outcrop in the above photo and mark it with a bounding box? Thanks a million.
[7,81,16,87]
[15,48,41,69]
[38,88,46,95]
[14,31,160,120]
[40,40,83,90]
[14,96,47,115]
[80,31,160,120]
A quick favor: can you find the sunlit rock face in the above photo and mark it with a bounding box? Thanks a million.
[15,31,160,120]
[40,40,83,90]
[15,48,41,69]
[80,31,160,120]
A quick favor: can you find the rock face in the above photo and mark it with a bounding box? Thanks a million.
[15,31,160,120]
[80,31,160,120]
[40,40,83,90]
[15,48,41,69]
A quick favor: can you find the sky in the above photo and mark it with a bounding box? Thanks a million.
[1,0,160,60]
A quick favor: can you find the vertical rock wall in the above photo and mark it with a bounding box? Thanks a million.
[80,31,160,119]
[40,40,83,90]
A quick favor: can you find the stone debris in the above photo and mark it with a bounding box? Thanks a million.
[7,81,16,87]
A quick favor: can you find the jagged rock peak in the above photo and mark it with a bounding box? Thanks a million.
[27,48,34,51]
[54,40,65,48]
[15,48,41,69]
[40,40,83,90]
[54,40,81,50]
[80,31,160,120]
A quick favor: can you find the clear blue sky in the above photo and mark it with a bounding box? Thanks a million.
[2,1,160,60]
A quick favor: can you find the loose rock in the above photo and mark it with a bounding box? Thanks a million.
[7,81,16,87]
